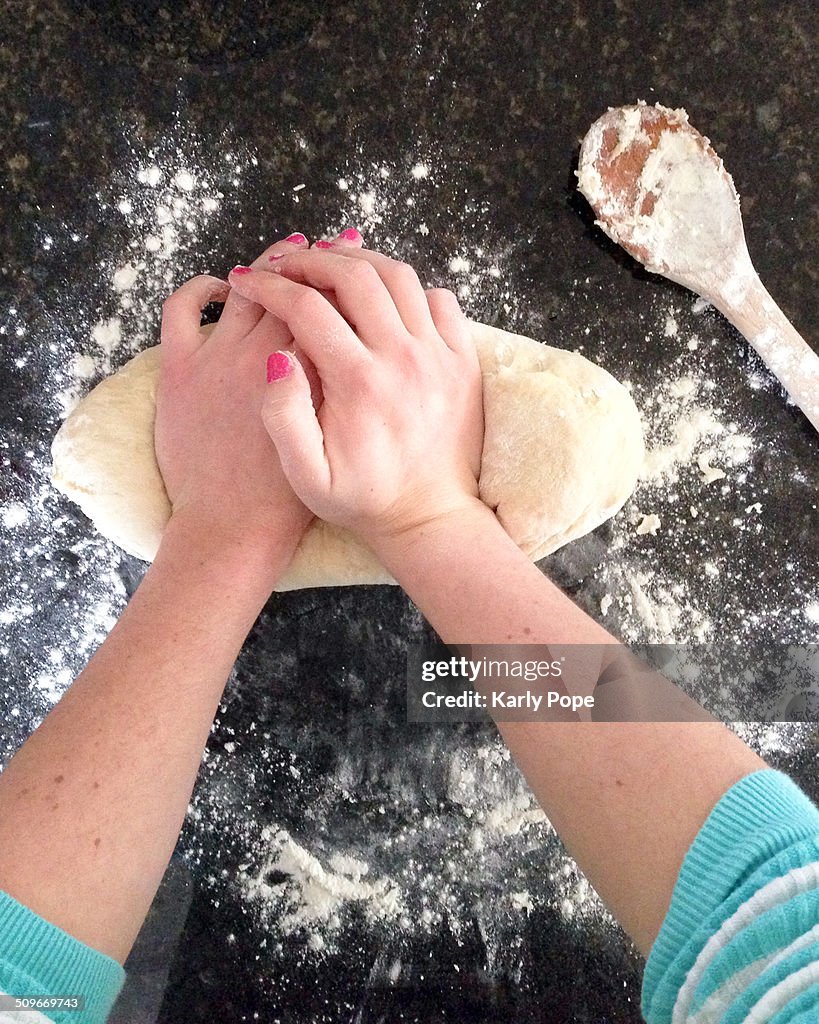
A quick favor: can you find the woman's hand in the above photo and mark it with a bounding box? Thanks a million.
[225,247,485,552]
[155,231,362,553]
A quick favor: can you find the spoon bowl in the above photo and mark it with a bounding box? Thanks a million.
[578,102,819,436]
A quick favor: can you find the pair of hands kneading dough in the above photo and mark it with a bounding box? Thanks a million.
[51,320,644,590]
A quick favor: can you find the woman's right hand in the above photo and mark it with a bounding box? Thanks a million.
[225,247,486,552]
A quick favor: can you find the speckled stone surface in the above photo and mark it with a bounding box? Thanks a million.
[1,2,818,1022]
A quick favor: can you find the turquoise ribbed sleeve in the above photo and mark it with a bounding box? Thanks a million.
[0,890,124,1024]
[768,985,819,1024]
[642,768,819,1024]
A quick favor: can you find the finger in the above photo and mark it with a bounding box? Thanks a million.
[242,302,323,415]
[295,345,325,418]
[219,232,310,337]
[286,247,434,337]
[246,309,331,402]
[310,229,364,311]
[328,247,437,335]
[227,266,369,379]
[161,275,230,362]
[262,351,331,503]
[242,308,297,365]
[262,251,417,346]
[425,288,476,357]
[312,227,364,250]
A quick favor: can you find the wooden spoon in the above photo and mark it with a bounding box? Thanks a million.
[577,102,819,435]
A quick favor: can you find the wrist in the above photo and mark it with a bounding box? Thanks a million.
[160,508,308,580]
[364,497,504,576]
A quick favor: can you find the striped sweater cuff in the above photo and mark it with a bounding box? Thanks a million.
[642,768,819,1024]
[0,890,124,1024]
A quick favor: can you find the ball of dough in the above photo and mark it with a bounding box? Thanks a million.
[51,322,644,590]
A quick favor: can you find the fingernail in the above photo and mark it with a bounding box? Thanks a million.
[267,352,292,383]
[231,265,252,275]
[268,253,284,261]
[314,240,333,249]
[337,228,361,241]
[285,233,307,244]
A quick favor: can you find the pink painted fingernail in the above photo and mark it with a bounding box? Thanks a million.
[285,233,307,244]
[231,265,252,275]
[268,253,285,261]
[338,228,362,241]
[314,240,333,249]
[267,352,292,383]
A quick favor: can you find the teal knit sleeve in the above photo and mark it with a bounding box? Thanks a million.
[642,768,819,1024]
[0,890,124,1024]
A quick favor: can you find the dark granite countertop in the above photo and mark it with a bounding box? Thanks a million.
[1,2,817,1022]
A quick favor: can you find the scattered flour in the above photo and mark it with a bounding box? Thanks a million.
[697,451,727,483]
[448,256,472,274]
[636,513,661,535]
[1,127,814,986]
[44,126,242,421]
[511,891,534,914]
[112,263,140,293]
[325,153,526,317]
[1,504,29,529]
[188,735,608,958]
[557,294,817,652]
[91,317,122,359]
[244,828,404,934]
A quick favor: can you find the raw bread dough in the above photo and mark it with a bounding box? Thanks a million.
[51,322,644,590]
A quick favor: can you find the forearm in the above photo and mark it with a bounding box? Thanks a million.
[371,499,612,645]
[0,516,295,963]
[372,505,765,955]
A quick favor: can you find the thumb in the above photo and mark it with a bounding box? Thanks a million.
[262,351,330,501]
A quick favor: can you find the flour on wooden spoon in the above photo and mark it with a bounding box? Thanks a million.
[577,101,819,435]
[577,102,751,299]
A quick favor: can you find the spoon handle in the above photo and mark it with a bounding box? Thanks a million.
[711,275,819,436]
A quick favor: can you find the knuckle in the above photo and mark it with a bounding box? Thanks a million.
[406,345,438,378]
[349,364,381,400]
[390,260,419,285]
[428,286,458,307]
[190,273,221,293]
[346,259,379,286]
[162,289,184,313]
[263,405,295,433]
[163,274,220,309]
[290,289,324,318]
